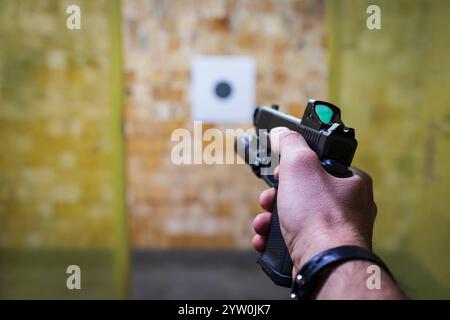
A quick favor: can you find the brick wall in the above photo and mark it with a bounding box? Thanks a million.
[0,0,123,249]
[327,0,450,298]
[123,0,327,249]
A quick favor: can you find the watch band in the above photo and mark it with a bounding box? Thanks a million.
[290,245,394,300]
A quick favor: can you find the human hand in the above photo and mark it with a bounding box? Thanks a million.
[252,127,377,276]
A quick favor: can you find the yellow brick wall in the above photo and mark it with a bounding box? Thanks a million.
[327,0,450,298]
[0,0,126,298]
[0,0,124,248]
[123,0,328,249]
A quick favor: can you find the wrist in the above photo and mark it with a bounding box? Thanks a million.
[289,228,371,275]
[291,248,405,300]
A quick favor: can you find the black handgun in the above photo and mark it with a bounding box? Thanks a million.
[235,100,358,287]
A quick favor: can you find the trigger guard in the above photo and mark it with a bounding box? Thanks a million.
[321,159,353,178]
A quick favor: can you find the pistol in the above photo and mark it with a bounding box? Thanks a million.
[235,100,358,287]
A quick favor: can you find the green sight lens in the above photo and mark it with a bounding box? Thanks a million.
[315,104,334,124]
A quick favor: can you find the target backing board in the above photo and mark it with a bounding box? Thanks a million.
[191,56,256,124]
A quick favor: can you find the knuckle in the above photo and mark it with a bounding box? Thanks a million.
[286,148,317,167]
[352,167,373,187]
[278,130,300,147]
[349,174,366,190]
[362,172,373,186]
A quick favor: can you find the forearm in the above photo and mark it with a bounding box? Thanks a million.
[311,260,407,300]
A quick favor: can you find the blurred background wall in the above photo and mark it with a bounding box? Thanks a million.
[0,0,449,299]
[123,0,326,248]
[327,0,450,299]
[124,0,327,299]
[0,0,127,298]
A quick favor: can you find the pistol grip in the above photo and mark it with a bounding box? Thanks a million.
[257,197,293,287]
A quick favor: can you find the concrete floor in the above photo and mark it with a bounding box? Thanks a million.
[131,250,288,299]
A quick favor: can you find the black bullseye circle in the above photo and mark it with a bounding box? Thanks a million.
[214,81,232,99]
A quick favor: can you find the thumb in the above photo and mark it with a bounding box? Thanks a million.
[270,127,323,178]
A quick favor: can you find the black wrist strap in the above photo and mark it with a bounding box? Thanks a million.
[290,245,394,300]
